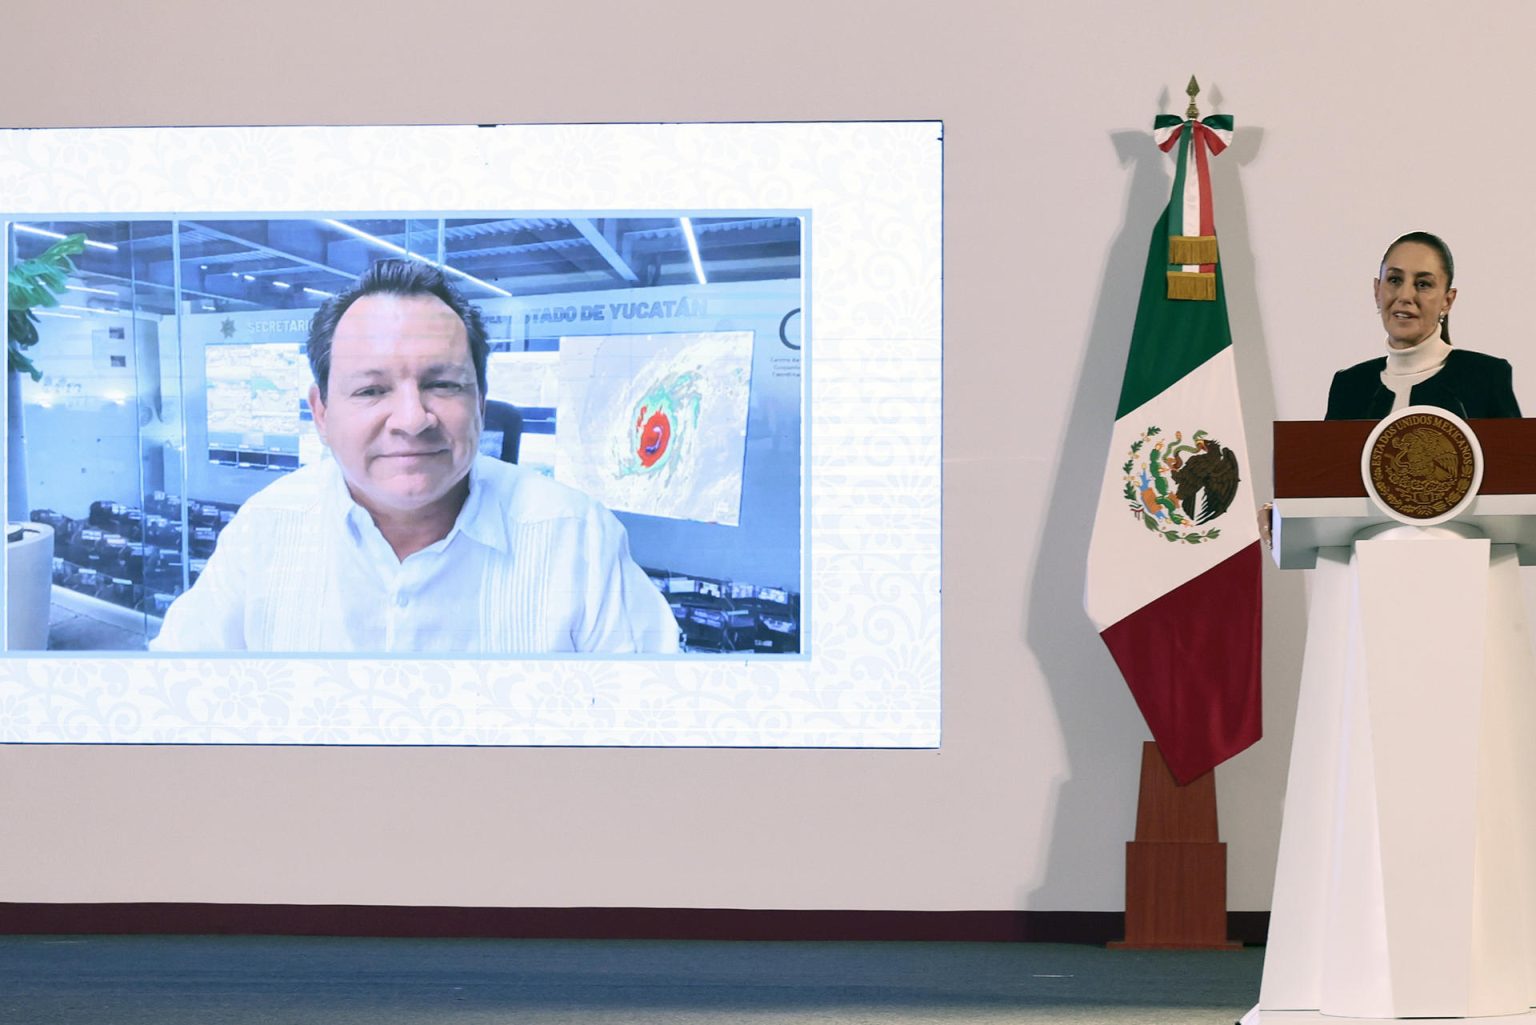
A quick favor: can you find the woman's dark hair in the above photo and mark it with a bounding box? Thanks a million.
[1381,231,1455,344]
[306,258,490,400]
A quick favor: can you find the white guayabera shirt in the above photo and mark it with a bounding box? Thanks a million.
[149,456,681,654]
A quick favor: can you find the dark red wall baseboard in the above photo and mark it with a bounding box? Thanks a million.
[0,904,1270,945]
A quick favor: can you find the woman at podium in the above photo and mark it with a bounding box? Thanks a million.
[1259,235,1536,1021]
[1325,231,1522,420]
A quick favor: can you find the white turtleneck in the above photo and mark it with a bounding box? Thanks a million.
[1380,335,1452,411]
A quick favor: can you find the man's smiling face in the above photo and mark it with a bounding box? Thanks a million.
[310,293,484,525]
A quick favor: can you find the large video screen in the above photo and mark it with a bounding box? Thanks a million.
[204,340,315,471]
[1,122,940,748]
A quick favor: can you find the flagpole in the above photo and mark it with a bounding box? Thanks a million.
[1118,72,1240,952]
[1087,74,1259,950]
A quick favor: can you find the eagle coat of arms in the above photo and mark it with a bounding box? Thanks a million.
[1121,426,1240,544]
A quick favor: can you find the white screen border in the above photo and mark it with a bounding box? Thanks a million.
[1,122,941,748]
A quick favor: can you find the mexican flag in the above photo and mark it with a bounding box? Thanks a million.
[1084,112,1262,786]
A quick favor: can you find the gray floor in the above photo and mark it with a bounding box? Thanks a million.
[0,936,1263,1024]
[46,596,147,651]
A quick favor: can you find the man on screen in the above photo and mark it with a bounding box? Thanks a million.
[150,259,680,653]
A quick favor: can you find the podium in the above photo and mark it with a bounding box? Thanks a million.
[1245,418,1536,1024]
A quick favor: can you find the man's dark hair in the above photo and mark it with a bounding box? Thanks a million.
[306,258,490,400]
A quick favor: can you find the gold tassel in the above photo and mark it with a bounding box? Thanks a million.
[1166,271,1216,301]
[1169,234,1218,265]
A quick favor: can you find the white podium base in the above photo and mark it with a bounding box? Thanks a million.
[1257,529,1536,1021]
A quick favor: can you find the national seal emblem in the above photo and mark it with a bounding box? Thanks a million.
[1121,426,1241,544]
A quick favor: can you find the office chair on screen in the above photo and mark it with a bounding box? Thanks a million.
[483,400,524,464]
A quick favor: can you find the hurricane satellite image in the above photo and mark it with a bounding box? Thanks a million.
[555,331,754,525]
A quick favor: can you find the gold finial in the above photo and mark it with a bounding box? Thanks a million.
[1185,76,1200,119]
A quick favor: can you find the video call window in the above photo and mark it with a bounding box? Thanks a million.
[7,215,805,656]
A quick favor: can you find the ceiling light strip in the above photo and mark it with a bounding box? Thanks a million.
[14,224,119,252]
[322,219,513,297]
[679,217,708,285]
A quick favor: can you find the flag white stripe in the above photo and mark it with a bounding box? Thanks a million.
[1182,141,1202,248]
[1084,346,1258,630]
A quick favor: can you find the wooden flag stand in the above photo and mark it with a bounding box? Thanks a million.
[1109,741,1240,949]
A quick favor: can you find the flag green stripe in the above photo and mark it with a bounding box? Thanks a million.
[1114,205,1232,419]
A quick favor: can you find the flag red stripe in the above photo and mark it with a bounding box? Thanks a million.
[1194,130,1215,237]
[1194,127,1217,273]
[1100,543,1262,784]
[1198,122,1229,155]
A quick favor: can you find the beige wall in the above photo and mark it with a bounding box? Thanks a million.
[3,0,1533,912]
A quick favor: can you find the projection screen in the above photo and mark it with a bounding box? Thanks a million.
[0,121,941,748]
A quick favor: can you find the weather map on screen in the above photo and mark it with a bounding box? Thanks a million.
[204,341,314,469]
[555,332,754,525]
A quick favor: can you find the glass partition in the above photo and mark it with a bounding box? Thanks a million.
[11,220,173,648]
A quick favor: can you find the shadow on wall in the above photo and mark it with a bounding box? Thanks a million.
[1020,97,1306,912]
[1202,112,1309,910]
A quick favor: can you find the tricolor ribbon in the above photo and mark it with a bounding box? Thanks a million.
[1154,113,1234,300]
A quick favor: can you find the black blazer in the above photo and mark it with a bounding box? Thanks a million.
[1325,348,1522,421]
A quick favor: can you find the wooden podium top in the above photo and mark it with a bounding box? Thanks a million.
[1271,419,1536,569]
[1274,419,1536,498]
